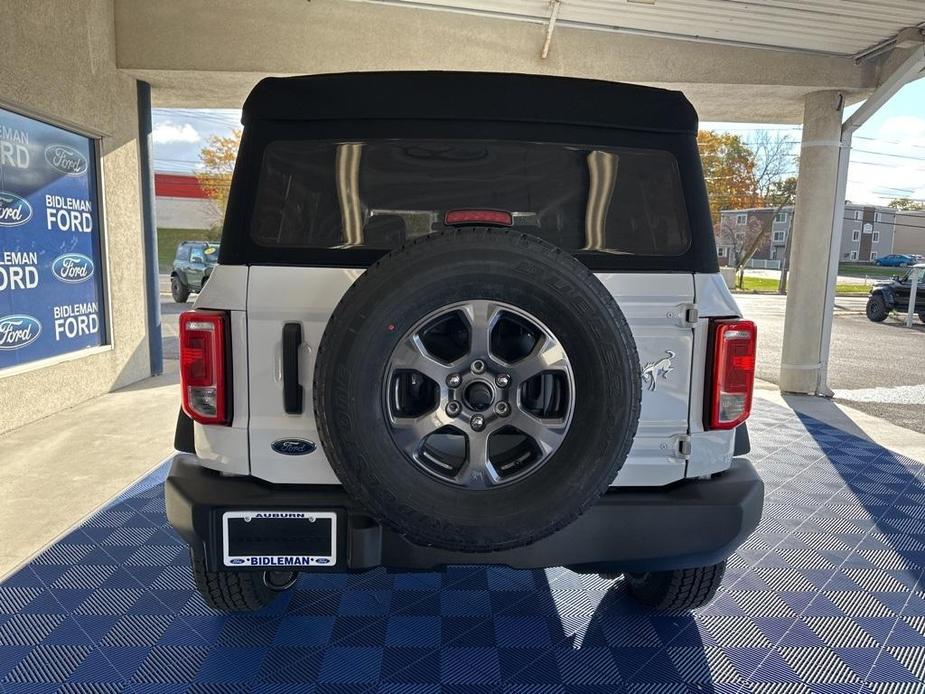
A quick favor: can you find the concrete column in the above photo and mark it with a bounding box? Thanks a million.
[780,90,847,395]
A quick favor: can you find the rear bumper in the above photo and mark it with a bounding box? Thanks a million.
[166,454,763,574]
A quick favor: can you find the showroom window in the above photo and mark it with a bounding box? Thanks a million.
[0,106,107,372]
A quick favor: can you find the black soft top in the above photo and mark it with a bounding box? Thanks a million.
[243,72,698,134]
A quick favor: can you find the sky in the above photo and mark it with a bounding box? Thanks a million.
[151,77,925,207]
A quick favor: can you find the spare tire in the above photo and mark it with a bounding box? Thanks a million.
[314,228,641,551]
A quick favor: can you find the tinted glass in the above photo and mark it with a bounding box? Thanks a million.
[251,139,690,256]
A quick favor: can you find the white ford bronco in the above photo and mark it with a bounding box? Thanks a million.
[166,72,763,613]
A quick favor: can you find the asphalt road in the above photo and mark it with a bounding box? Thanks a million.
[736,294,925,434]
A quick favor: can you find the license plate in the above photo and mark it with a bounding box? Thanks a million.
[222,510,337,568]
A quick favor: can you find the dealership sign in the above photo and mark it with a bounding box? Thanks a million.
[0,106,106,370]
[0,191,32,227]
[51,253,94,284]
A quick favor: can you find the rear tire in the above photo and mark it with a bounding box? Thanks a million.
[191,557,294,612]
[314,228,641,552]
[919,313,925,324]
[625,561,726,611]
[171,276,191,303]
[866,294,889,322]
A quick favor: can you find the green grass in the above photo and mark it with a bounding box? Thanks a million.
[736,275,870,295]
[837,263,905,279]
[157,227,219,272]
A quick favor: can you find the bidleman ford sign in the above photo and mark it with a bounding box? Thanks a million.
[0,106,106,370]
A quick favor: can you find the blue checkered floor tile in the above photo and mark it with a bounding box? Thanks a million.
[2,400,925,693]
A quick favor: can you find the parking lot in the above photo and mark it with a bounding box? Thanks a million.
[738,294,925,434]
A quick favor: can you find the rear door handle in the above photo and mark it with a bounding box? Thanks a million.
[282,323,303,414]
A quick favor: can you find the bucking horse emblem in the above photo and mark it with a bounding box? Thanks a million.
[641,350,675,392]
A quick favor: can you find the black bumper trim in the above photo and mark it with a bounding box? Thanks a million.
[166,456,763,574]
[734,422,750,456]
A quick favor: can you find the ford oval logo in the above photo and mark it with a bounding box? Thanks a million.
[51,253,95,284]
[271,438,316,456]
[0,192,32,227]
[228,558,245,565]
[44,144,88,176]
[0,314,42,350]
[315,558,331,565]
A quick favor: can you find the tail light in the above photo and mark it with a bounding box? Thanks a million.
[179,310,229,425]
[707,319,756,430]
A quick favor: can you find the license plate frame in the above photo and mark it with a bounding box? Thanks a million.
[221,510,337,568]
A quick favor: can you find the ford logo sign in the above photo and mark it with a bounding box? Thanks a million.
[271,438,316,456]
[0,192,32,227]
[44,144,88,176]
[228,558,245,565]
[0,314,42,350]
[51,253,95,284]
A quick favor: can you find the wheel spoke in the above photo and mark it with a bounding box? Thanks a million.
[509,335,568,383]
[390,408,453,457]
[455,431,500,489]
[509,406,568,455]
[390,334,453,382]
[461,300,503,359]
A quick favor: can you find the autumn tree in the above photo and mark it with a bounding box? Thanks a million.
[697,130,760,223]
[700,129,798,283]
[888,197,925,211]
[196,129,241,228]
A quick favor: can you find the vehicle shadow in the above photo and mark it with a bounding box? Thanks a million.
[790,407,925,588]
[260,564,716,689]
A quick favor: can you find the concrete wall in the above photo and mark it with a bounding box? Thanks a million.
[155,197,218,230]
[0,0,150,434]
[893,211,925,256]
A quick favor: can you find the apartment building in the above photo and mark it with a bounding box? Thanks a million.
[717,203,898,267]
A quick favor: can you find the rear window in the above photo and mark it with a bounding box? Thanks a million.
[251,139,690,256]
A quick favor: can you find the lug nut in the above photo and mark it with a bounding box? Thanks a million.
[470,414,486,431]
[495,373,511,388]
[494,401,510,417]
[446,373,462,388]
[445,401,462,417]
[471,360,486,374]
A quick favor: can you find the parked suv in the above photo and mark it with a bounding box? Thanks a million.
[169,240,219,303]
[166,73,763,613]
[866,263,925,323]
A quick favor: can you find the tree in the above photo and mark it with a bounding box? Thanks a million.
[888,197,925,211]
[701,128,798,285]
[697,130,759,223]
[196,129,241,227]
[716,215,764,284]
[735,174,799,286]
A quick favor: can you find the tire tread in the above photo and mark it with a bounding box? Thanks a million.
[626,561,726,611]
[191,557,276,612]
